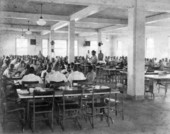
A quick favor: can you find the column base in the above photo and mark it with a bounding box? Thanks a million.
[126,94,144,101]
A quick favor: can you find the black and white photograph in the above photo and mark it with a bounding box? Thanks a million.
[0,0,170,134]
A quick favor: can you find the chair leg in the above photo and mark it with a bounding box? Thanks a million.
[165,84,168,96]
[32,113,35,132]
[153,92,155,99]
[20,109,25,132]
[107,109,110,127]
[88,116,94,128]
[75,117,82,129]
[115,103,118,116]
[51,113,54,132]
[91,116,94,128]
[158,85,160,93]
[59,117,65,131]
[27,102,30,121]
[2,115,6,131]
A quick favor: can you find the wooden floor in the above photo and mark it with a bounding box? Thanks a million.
[1,87,170,134]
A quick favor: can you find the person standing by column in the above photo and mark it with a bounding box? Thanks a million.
[98,50,104,61]
[86,50,91,62]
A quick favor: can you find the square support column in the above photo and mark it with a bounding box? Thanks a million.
[68,21,75,63]
[127,0,145,99]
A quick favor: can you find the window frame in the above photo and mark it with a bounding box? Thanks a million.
[16,38,28,55]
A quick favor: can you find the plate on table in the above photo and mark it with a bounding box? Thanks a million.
[94,85,110,89]
[35,87,46,92]
[17,89,29,95]
[58,86,66,90]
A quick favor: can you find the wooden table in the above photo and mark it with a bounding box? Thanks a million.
[17,87,120,99]
[145,74,170,96]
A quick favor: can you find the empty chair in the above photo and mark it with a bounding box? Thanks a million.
[22,81,39,89]
[28,89,55,132]
[72,79,87,88]
[1,87,25,132]
[145,79,154,98]
[86,88,113,128]
[57,89,82,130]
[49,81,66,90]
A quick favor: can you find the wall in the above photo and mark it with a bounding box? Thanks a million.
[0,31,71,57]
[0,31,16,56]
[78,34,113,58]
[112,35,130,57]
[0,30,113,58]
[112,31,170,59]
[0,30,42,57]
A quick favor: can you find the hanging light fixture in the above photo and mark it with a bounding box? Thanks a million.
[26,20,32,35]
[37,4,46,26]
[20,29,25,38]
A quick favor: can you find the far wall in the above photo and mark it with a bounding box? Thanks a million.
[0,31,42,57]
[0,30,113,59]
[112,31,170,59]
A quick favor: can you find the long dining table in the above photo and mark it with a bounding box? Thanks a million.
[17,86,120,99]
[145,73,170,96]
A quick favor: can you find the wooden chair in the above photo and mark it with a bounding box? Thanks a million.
[86,88,113,128]
[1,87,25,132]
[72,79,87,88]
[57,89,82,130]
[156,80,170,96]
[29,89,55,132]
[22,81,40,121]
[105,91,124,120]
[145,79,154,98]
[22,81,39,89]
[49,81,65,90]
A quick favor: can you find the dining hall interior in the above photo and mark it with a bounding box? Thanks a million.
[1,0,170,134]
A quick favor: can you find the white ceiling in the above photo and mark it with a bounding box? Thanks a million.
[1,0,170,36]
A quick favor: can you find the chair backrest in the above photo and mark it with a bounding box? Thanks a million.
[92,88,111,108]
[49,81,65,90]
[63,89,83,95]
[32,89,55,112]
[72,79,87,87]
[61,89,83,112]
[22,81,39,89]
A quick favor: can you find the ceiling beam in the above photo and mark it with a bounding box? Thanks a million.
[70,5,106,21]
[74,27,97,33]
[29,0,170,12]
[0,24,50,31]
[99,25,127,32]
[28,0,133,8]
[41,30,51,35]
[99,12,170,33]
[146,13,170,24]
[51,5,106,35]
[51,21,69,31]
[79,32,97,37]
[42,27,97,35]
[80,18,128,25]
[0,11,69,22]
[0,11,127,25]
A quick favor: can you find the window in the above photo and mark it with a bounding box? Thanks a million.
[74,40,78,56]
[146,38,154,58]
[117,40,123,56]
[54,40,67,57]
[90,41,98,54]
[16,38,28,55]
[42,39,48,57]
[167,37,170,58]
